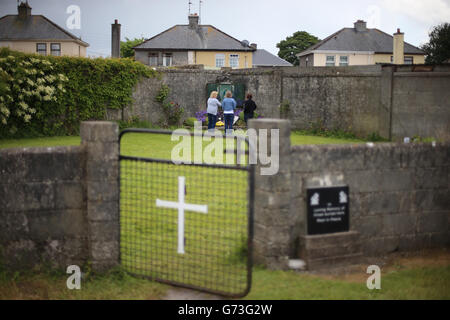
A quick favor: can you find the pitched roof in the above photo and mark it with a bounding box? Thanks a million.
[134,24,254,51]
[253,49,292,67]
[298,27,423,56]
[0,14,89,47]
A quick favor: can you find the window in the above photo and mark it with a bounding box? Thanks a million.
[404,56,413,65]
[163,53,172,67]
[50,43,61,56]
[215,54,225,68]
[229,54,239,68]
[391,56,414,64]
[326,55,335,66]
[149,53,158,66]
[36,43,47,55]
[339,56,349,66]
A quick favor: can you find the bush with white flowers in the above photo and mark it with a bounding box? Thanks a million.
[0,48,156,138]
[0,55,67,134]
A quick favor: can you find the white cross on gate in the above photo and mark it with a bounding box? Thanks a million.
[156,176,208,254]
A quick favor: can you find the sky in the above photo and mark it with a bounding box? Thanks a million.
[1,0,449,57]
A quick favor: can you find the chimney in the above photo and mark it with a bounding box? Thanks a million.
[18,1,32,19]
[250,43,257,49]
[188,13,199,29]
[393,28,404,64]
[354,20,367,32]
[111,19,121,58]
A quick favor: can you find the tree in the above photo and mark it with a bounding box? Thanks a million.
[120,37,145,58]
[421,23,450,65]
[277,31,320,66]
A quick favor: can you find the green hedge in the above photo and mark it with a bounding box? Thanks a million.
[0,48,157,138]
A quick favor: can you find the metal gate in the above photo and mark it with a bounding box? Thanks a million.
[118,129,254,297]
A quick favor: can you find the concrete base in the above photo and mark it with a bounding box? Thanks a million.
[299,231,363,270]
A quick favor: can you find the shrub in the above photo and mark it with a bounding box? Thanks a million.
[183,117,198,127]
[0,48,156,138]
[117,116,157,131]
[0,55,68,136]
[367,132,389,142]
[155,84,184,127]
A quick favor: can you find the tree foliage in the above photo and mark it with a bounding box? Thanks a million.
[120,37,145,59]
[277,31,320,66]
[421,23,450,65]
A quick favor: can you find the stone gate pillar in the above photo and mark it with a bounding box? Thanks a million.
[248,118,292,270]
[80,121,120,271]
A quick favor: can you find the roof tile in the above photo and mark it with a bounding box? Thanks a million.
[134,24,254,51]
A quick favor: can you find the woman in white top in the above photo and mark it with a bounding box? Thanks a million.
[206,91,221,131]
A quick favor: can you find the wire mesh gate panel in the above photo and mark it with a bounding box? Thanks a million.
[119,129,254,297]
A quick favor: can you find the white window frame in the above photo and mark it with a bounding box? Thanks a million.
[404,56,413,65]
[339,55,349,66]
[326,55,335,66]
[390,56,414,64]
[50,43,61,56]
[149,53,158,66]
[36,43,47,56]
[215,54,225,68]
[163,53,172,67]
[229,54,239,68]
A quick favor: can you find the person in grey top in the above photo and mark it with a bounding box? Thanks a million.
[207,91,221,131]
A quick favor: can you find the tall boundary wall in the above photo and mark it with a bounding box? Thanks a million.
[122,64,450,141]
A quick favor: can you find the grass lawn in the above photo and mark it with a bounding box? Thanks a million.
[0,135,81,149]
[1,256,448,300]
[290,132,363,145]
[247,264,450,300]
[0,268,167,300]
[0,130,364,152]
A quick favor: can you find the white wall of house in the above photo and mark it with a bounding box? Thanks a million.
[312,51,375,66]
[302,51,425,66]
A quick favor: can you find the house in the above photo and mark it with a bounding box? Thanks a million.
[0,1,89,57]
[297,20,425,67]
[134,14,255,69]
[252,47,292,68]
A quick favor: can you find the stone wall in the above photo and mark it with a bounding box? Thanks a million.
[251,119,450,270]
[291,143,450,256]
[281,66,382,137]
[391,69,450,140]
[0,146,88,269]
[124,65,450,141]
[0,122,120,271]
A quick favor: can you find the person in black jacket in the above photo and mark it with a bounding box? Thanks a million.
[243,93,257,125]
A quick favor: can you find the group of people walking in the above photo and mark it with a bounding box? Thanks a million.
[206,90,257,133]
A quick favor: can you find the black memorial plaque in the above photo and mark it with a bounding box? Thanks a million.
[307,186,349,235]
